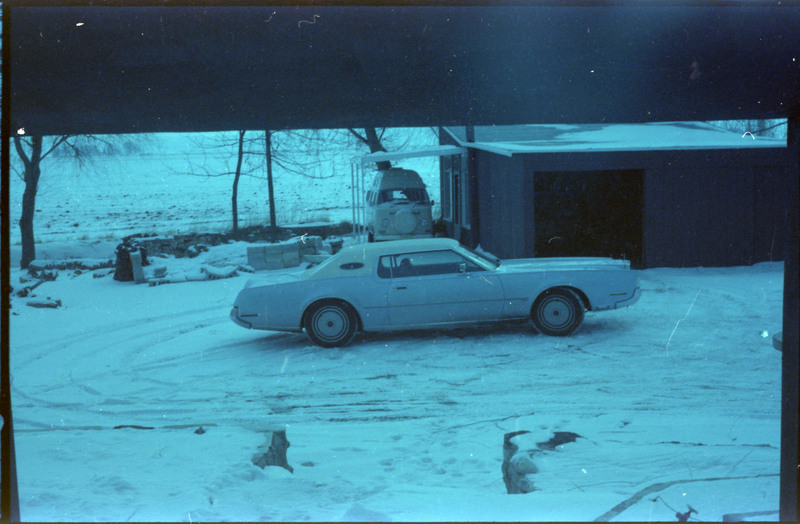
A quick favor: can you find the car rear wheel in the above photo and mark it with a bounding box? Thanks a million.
[304,300,359,347]
[531,288,584,336]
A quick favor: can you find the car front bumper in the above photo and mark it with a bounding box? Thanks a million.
[615,286,642,308]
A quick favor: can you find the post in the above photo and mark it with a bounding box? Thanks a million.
[351,161,357,241]
[780,115,799,521]
[465,125,480,248]
[265,130,278,243]
[129,251,146,284]
[360,161,366,240]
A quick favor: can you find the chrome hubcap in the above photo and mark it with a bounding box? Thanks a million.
[539,296,574,329]
[312,306,349,342]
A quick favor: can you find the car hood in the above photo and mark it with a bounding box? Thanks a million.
[496,257,630,273]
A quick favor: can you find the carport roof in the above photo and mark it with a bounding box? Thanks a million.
[443,122,787,156]
[353,145,467,165]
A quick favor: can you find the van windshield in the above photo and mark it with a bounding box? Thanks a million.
[378,188,430,204]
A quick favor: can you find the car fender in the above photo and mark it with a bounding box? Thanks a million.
[527,271,637,312]
[296,276,391,330]
[497,271,632,316]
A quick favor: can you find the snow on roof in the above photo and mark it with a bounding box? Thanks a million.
[353,145,467,164]
[371,168,426,189]
[444,122,785,157]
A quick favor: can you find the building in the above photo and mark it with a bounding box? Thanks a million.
[439,122,790,268]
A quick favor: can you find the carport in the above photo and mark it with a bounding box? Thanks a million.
[350,145,466,241]
[2,3,798,521]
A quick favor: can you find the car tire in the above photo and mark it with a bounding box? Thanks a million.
[530,288,584,336]
[304,300,359,348]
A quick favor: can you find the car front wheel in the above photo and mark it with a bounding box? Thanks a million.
[304,300,359,347]
[531,288,584,336]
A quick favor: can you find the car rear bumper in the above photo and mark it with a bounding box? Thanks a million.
[230,306,253,329]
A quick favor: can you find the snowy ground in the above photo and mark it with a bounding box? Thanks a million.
[8,243,783,522]
[5,131,785,522]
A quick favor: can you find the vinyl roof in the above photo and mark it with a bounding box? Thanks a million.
[304,237,460,279]
[443,122,788,156]
[7,3,800,136]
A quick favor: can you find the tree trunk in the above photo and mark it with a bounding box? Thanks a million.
[363,127,392,171]
[265,130,278,242]
[348,127,392,171]
[232,130,245,235]
[15,136,43,270]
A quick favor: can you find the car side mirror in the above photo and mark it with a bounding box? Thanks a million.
[458,262,467,274]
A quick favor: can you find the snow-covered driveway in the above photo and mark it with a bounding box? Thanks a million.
[9,246,783,522]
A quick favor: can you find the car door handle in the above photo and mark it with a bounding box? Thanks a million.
[395,286,407,290]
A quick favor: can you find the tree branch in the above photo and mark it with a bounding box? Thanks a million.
[40,135,72,161]
[13,136,31,168]
[348,128,367,144]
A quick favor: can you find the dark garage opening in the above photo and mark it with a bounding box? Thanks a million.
[533,169,644,267]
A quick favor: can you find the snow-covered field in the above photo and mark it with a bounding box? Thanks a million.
[6,131,785,522]
[7,130,441,244]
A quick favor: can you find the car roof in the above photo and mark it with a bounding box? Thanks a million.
[345,238,459,257]
[303,238,460,279]
[372,169,426,189]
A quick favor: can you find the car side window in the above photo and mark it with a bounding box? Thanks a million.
[377,256,393,279]
[387,250,483,278]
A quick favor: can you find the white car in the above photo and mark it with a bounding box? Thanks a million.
[231,238,641,347]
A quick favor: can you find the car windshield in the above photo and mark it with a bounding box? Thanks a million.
[459,244,501,269]
[379,188,429,204]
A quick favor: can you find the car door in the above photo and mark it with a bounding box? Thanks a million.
[382,249,505,327]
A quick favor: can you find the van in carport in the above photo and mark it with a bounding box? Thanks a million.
[365,168,433,242]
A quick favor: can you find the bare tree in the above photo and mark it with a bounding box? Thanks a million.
[178,129,353,234]
[706,119,788,139]
[12,134,152,269]
[179,131,254,235]
[232,130,246,234]
[347,127,438,170]
[177,127,437,234]
[14,135,71,269]
[348,127,392,170]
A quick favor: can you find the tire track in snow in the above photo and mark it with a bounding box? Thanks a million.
[12,305,238,429]
[593,473,780,521]
[12,304,229,357]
